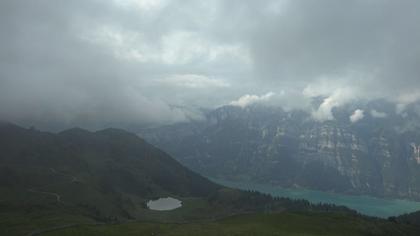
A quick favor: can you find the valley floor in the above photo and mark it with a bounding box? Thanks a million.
[30,212,420,236]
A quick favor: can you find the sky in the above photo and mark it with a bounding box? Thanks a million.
[1,0,420,130]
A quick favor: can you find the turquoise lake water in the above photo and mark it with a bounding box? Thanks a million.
[212,178,420,218]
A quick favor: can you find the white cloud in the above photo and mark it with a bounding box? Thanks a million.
[310,88,354,122]
[158,74,230,88]
[370,109,387,118]
[350,109,364,123]
[230,92,275,108]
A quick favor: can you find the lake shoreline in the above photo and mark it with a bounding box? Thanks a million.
[210,177,420,218]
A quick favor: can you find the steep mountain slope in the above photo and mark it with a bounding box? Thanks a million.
[0,122,221,222]
[141,101,420,200]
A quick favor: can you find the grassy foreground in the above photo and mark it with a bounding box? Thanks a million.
[40,212,419,236]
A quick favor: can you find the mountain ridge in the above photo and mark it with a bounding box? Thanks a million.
[141,101,420,200]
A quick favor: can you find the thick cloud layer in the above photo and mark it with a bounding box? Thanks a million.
[1,0,420,130]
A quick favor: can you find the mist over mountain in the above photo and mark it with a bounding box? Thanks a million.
[141,100,420,200]
[2,0,420,131]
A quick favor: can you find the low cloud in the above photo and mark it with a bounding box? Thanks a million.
[370,109,387,118]
[158,74,230,88]
[350,109,365,123]
[230,92,275,108]
[310,88,354,122]
[395,90,420,114]
[2,0,420,130]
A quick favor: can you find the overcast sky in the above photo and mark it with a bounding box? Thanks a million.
[1,0,420,130]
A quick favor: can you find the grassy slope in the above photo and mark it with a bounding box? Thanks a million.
[40,212,420,236]
[0,197,213,236]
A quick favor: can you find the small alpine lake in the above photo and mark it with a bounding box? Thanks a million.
[147,197,182,211]
[212,178,420,218]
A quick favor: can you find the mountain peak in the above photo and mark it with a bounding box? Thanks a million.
[59,127,91,135]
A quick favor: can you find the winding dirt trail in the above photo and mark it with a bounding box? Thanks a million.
[27,188,61,202]
[27,168,79,203]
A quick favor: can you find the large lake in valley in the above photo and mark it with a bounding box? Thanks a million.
[212,178,420,218]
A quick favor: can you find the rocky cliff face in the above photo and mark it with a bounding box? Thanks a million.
[140,101,420,200]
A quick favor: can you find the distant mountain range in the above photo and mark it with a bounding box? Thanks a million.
[141,100,420,201]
